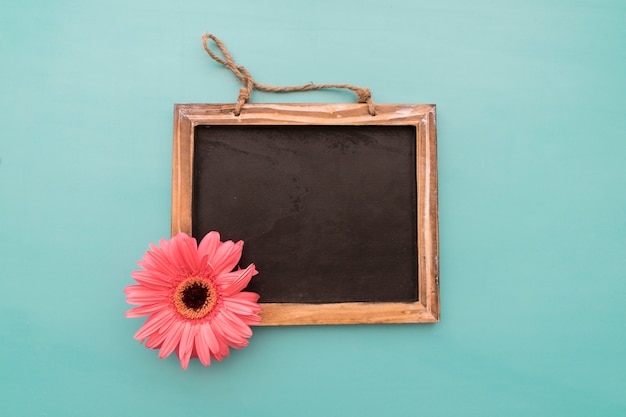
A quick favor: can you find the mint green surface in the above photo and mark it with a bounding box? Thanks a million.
[1,0,625,416]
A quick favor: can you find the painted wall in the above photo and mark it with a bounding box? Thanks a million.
[1,0,624,416]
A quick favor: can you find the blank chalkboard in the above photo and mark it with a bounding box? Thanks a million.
[172,103,439,325]
[192,125,417,303]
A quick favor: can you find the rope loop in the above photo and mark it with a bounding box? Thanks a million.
[201,33,377,116]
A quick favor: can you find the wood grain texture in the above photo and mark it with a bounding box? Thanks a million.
[172,103,439,325]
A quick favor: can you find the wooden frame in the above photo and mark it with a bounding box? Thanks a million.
[172,103,439,325]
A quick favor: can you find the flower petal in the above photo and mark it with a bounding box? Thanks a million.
[209,320,231,360]
[158,320,185,359]
[194,329,212,366]
[131,270,172,287]
[240,313,262,326]
[216,264,258,296]
[223,292,262,316]
[124,286,170,305]
[125,303,167,318]
[145,333,166,349]
[177,321,197,370]
[139,242,179,276]
[199,322,220,359]
[212,310,250,347]
[210,240,243,275]
[145,318,176,349]
[124,285,168,296]
[198,232,220,265]
[171,233,200,274]
[226,293,263,325]
[134,309,174,341]
[222,308,254,338]
[233,291,261,303]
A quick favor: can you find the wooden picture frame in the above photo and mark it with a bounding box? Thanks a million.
[172,103,439,325]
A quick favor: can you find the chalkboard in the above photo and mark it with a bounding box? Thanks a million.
[193,125,417,303]
[172,103,439,325]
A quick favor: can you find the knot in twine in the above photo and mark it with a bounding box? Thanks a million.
[202,34,377,116]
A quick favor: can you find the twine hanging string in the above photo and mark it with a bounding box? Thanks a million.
[202,34,377,116]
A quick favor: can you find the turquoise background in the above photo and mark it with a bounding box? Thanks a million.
[1,0,624,415]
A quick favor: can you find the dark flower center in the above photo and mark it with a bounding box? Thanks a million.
[181,282,209,310]
[174,278,217,320]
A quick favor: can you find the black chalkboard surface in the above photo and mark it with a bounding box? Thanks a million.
[192,125,418,303]
[172,103,439,325]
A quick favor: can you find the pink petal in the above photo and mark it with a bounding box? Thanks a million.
[212,310,250,346]
[190,345,198,359]
[210,240,243,275]
[180,322,197,354]
[140,244,179,276]
[125,303,166,318]
[145,333,166,349]
[240,313,262,326]
[221,308,253,338]
[123,284,141,294]
[134,310,174,340]
[235,291,261,301]
[198,232,220,263]
[208,320,231,360]
[124,285,168,297]
[177,322,196,370]
[161,239,189,275]
[145,317,177,349]
[158,320,185,359]
[223,293,262,316]
[216,264,257,296]
[157,238,170,250]
[194,330,212,366]
[171,233,200,274]
[125,288,169,305]
[157,237,194,278]
[131,270,172,287]
[199,323,220,359]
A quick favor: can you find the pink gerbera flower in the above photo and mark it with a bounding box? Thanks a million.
[124,232,261,369]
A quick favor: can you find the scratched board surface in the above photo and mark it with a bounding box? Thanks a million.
[192,125,418,303]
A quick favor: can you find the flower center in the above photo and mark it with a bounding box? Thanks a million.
[173,278,217,320]
[182,283,209,309]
